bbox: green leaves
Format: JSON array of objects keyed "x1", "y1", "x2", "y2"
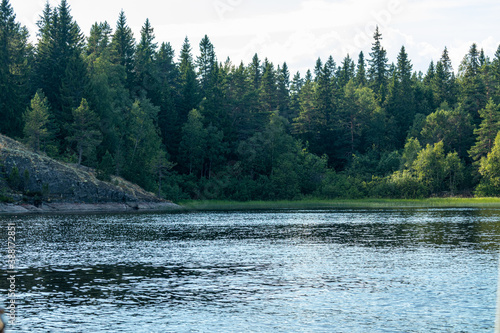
[{"x1": 67, "y1": 98, "x2": 102, "y2": 165}]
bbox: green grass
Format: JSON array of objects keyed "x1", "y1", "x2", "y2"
[{"x1": 178, "y1": 197, "x2": 500, "y2": 211}]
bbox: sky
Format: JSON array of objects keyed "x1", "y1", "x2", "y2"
[{"x1": 8, "y1": 0, "x2": 500, "y2": 75}]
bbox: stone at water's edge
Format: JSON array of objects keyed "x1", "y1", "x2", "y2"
[
  {"x1": 0, "y1": 134, "x2": 179, "y2": 209},
  {"x1": 0, "y1": 202, "x2": 181, "y2": 214}
]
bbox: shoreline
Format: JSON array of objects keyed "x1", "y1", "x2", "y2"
[
  {"x1": 0, "y1": 201, "x2": 183, "y2": 215},
  {"x1": 179, "y1": 198, "x2": 500, "y2": 210}
]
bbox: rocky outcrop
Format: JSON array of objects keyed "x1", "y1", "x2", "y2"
[{"x1": 0, "y1": 134, "x2": 181, "y2": 212}]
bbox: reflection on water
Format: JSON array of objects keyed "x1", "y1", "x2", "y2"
[{"x1": 1, "y1": 208, "x2": 499, "y2": 332}]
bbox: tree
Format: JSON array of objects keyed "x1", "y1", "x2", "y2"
[
  {"x1": 135, "y1": 18, "x2": 158, "y2": 97},
  {"x1": 340, "y1": 80, "x2": 374, "y2": 156},
  {"x1": 459, "y1": 43, "x2": 487, "y2": 123},
  {"x1": 420, "y1": 105, "x2": 474, "y2": 159},
  {"x1": 469, "y1": 99, "x2": 500, "y2": 162},
  {"x1": 67, "y1": 98, "x2": 102, "y2": 165},
  {"x1": 385, "y1": 46, "x2": 415, "y2": 147},
  {"x1": 110, "y1": 10, "x2": 135, "y2": 92},
  {"x1": 412, "y1": 141, "x2": 464, "y2": 195},
  {"x1": 477, "y1": 132, "x2": 500, "y2": 196},
  {"x1": 24, "y1": 91, "x2": 51, "y2": 152},
  {"x1": 179, "y1": 109, "x2": 207, "y2": 175},
  {"x1": 432, "y1": 47, "x2": 458, "y2": 107},
  {"x1": 368, "y1": 26, "x2": 388, "y2": 102},
  {"x1": 355, "y1": 51, "x2": 367, "y2": 86},
  {"x1": 34, "y1": 0, "x2": 86, "y2": 144},
  {"x1": 178, "y1": 37, "x2": 199, "y2": 122},
  {"x1": 124, "y1": 98, "x2": 163, "y2": 190},
  {"x1": 0, "y1": 0, "x2": 31, "y2": 136},
  {"x1": 196, "y1": 34, "x2": 216, "y2": 95}
]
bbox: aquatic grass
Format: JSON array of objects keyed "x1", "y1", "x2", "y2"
[{"x1": 178, "y1": 197, "x2": 500, "y2": 211}]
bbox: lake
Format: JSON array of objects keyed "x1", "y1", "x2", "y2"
[{"x1": 1, "y1": 208, "x2": 499, "y2": 332}]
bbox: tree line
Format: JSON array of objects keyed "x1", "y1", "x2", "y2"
[{"x1": 2, "y1": 0, "x2": 500, "y2": 201}]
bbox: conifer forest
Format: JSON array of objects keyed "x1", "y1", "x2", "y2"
[{"x1": 2, "y1": 0, "x2": 500, "y2": 201}]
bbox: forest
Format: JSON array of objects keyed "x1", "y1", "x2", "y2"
[{"x1": 1, "y1": 0, "x2": 500, "y2": 201}]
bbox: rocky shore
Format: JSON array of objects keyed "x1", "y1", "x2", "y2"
[
  {"x1": 0, "y1": 134, "x2": 181, "y2": 214},
  {"x1": 0, "y1": 201, "x2": 181, "y2": 214}
]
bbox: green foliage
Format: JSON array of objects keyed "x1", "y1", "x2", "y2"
[
  {"x1": 96, "y1": 150, "x2": 115, "y2": 181},
  {"x1": 24, "y1": 91, "x2": 52, "y2": 152},
  {"x1": 476, "y1": 132, "x2": 500, "y2": 196},
  {"x1": 7, "y1": 166, "x2": 20, "y2": 191},
  {"x1": 67, "y1": 98, "x2": 102, "y2": 165},
  {"x1": 0, "y1": 0, "x2": 31, "y2": 137},
  {"x1": 3, "y1": 2, "x2": 500, "y2": 201},
  {"x1": 469, "y1": 99, "x2": 500, "y2": 162}
]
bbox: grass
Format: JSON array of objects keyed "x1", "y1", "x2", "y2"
[{"x1": 178, "y1": 197, "x2": 500, "y2": 211}]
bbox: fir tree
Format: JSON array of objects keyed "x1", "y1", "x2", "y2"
[{"x1": 368, "y1": 26, "x2": 388, "y2": 102}]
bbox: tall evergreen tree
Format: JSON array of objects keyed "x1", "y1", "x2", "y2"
[
  {"x1": 368, "y1": 26, "x2": 388, "y2": 102},
  {"x1": 67, "y1": 98, "x2": 102, "y2": 165},
  {"x1": 110, "y1": 10, "x2": 135, "y2": 93},
  {"x1": 469, "y1": 99, "x2": 500, "y2": 162},
  {"x1": 459, "y1": 43, "x2": 487, "y2": 123},
  {"x1": 259, "y1": 58, "x2": 278, "y2": 112},
  {"x1": 34, "y1": 0, "x2": 85, "y2": 144},
  {"x1": 23, "y1": 91, "x2": 51, "y2": 153},
  {"x1": 156, "y1": 42, "x2": 181, "y2": 156},
  {"x1": 355, "y1": 51, "x2": 367, "y2": 87},
  {"x1": 178, "y1": 36, "x2": 199, "y2": 122},
  {"x1": 432, "y1": 47, "x2": 458, "y2": 107},
  {"x1": 196, "y1": 34, "x2": 216, "y2": 95},
  {"x1": 385, "y1": 46, "x2": 415, "y2": 146},
  {"x1": 135, "y1": 18, "x2": 158, "y2": 98},
  {"x1": 0, "y1": 0, "x2": 31, "y2": 136},
  {"x1": 276, "y1": 62, "x2": 291, "y2": 120}
]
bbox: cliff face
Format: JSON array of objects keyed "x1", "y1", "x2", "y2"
[{"x1": 0, "y1": 134, "x2": 176, "y2": 209}]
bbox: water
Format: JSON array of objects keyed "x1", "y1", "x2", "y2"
[{"x1": 1, "y1": 208, "x2": 499, "y2": 332}]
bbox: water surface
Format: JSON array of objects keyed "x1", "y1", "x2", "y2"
[{"x1": 1, "y1": 208, "x2": 499, "y2": 332}]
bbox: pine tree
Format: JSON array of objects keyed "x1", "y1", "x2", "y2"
[
  {"x1": 385, "y1": 46, "x2": 415, "y2": 146},
  {"x1": 355, "y1": 51, "x2": 367, "y2": 87},
  {"x1": 459, "y1": 43, "x2": 487, "y2": 123},
  {"x1": 0, "y1": 0, "x2": 30, "y2": 136},
  {"x1": 110, "y1": 10, "x2": 135, "y2": 93},
  {"x1": 469, "y1": 99, "x2": 500, "y2": 162},
  {"x1": 135, "y1": 18, "x2": 158, "y2": 98},
  {"x1": 156, "y1": 42, "x2": 181, "y2": 156},
  {"x1": 179, "y1": 109, "x2": 207, "y2": 175},
  {"x1": 34, "y1": 0, "x2": 85, "y2": 145},
  {"x1": 24, "y1": 91, "x2": 51, "y2": 153},
  {"x1": 276, "y1": 62, "x2": 291, "y2": 120},
  {"x1": 432, "y1": 47, "x2": 458, "y2": 107},
  {"x1": 259, "y1": 58, "x2": 278, "y2": 112},
  {"x1": 338, "y1": 54, "x2": 355, "y2": 88},
  {"x1": 196, "y1": 34, "x2": 216, "y2": 95},
  {"x1": 67, "y1": 98, "x2": 102, "y2": 165},
  {"x1": 368, "y1": 26, "x2": 388, "y2": 102},
  {"x1": 178, "y1": 37, "x2": 199, "y2": 122}
]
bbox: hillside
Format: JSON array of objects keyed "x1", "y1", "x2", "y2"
[{"x1": 0, "y1": 134, "x2": 180, "y2": 213}]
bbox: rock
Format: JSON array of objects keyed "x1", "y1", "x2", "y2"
[{"x1": 0, "y1": 134, "x2": 181, "y2": 212}]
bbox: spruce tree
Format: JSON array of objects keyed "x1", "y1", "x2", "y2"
[
  {"x1": 355, "y1": 51, "x2": 367, "y2": 87},
  {"x1": 135, "y1": 18, "x2": 158, "y2": 98},
  {"x1": 67, "y1": 98, "x2": 102, "y2": 165},
  {"x1": 24, "y1": 91, "x2": 51, "y2": 153},
  {"x1": 469, "y1": 99, "x2": 500, "y2": 162},
  {"x1": 459, "y1": 43, "x2": 487, "y2": 123},
  {"x1": 178, "y1": 36, "x2": 199, "y2": 122},
  {"x1": 0, "y1": 0, "x2": 30, "y2": 136},
  {"x1": 110, "y1": 10, "x2": 135, "y2": 93},
  {"x1": 368, "y1": 26, "x2": 388, "y2": 102}
]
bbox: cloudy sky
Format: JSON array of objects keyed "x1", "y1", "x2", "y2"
[{"x1": 9, "y1": 0, "x2": 500, "y2": 75}]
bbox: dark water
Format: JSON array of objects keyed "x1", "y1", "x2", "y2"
[{"x1": 1, "y1": 208, "x2": 499, "y2": 332}]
